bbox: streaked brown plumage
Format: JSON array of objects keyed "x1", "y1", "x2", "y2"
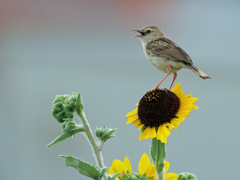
[{"x1": 133, "y1": 26, "x2": 211, "y2": 89}]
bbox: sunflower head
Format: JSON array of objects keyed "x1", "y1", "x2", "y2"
[
  {"x1": 138, "y1": 89, "x2": 180, "y2": 128},
  {"x1": 126, "y1": 83, "x2": 198, "y2": 143}
]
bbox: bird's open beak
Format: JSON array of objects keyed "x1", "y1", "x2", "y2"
[{"x1": 132, "y1": 30, "x2": 142, "y2": 38}]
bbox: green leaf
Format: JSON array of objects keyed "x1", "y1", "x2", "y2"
[
  {"x1": 107, "y1": 173, "x2": 121, "y2": 180},
  {"x1": 60, "y1": 155, "x2": 106, "y2": 180},
  {"x1": 76, "y1": 92, "x2": 84, "y2": 114},
  {"x1": 45, "y1": 133, "x2": 70, "y2": 148},
  {"x1": 46, "y1": 120, "x2": 84, "y2": 148},
  {"x1": 150, "y1": 138, "x2": 165, "y2": 172},
  {"x1": 139, "y1": 174, "x2": 149, "y2": 180},
  {"x1": 99, "y1": 167, "x2": 107, "y2": 179},
  {"x1": 105, "y1": 129, "x2": 116, "y2": 138}
]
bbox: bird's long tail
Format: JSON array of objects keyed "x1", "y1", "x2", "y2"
[{"x1": 187, "y1": 65, "x2": 211, "y2": 79}]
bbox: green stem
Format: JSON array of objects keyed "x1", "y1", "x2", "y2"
[
  {"x1": 150, "y1": 138, "x2": 166, "y2": 180},
  {"x1": 156, "y1": 169, "x2": 164, "y2": 180},
  {"x1": 75, "y1": 111, "x2": 106, "y2": 179}
]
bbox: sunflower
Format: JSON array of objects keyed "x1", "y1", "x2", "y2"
[
  {"x1": 107, "y1": 153, "x2": 179, "y2": 180},
  {"x1": 126, "y1": 83, "x2": 198, "y2": 143}
]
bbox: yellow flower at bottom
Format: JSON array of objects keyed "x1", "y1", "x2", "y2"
[
  {"x1": 107, "y1": 153, "x2": 179, "y2": 180},
  {"x1": 126, "y1": 83, "x2": 198, "y2": 143},
  {"x1": 107, "y1": 157, "x2": 132, "y2": 177}
]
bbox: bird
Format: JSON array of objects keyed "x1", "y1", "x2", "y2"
[{"x1": 132, "y1": 26, "x2": 211, "y2": 90}]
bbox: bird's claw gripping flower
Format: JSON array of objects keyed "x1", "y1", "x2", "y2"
[{"x1": 126, "y1": 83, "x2": 198, "y2": 143}]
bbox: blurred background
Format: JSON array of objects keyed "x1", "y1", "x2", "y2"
[{"x1": 1, "y1": 0, "x2": 239, "y2": 179}]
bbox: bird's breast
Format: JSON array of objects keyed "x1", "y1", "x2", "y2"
[
  {"x1": 147, "y1": 55, "x2": 170, "y2": 73},
  {"x1": 141, "y1": 43, "x2": 168, "y2": 73}
]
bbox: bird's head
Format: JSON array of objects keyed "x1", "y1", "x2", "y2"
[{"x1": 132, "y1": 26, "x2": 164, "y2": 44}]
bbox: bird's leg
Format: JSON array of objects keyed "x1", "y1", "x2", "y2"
[
  {"x1": 154, "y1": 67, "x2": 172, "y2": 89},
  {"x1": 169, "y1": 72, "x2": 177, "y2": 90}
]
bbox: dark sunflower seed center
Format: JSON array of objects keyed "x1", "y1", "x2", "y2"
[{"x1": 138, "y1": 89, "x2": 180, "y2": 128}]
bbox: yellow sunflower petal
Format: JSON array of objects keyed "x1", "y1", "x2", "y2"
[
  {"x1": 170, "y1": 118, "x2": 184, "y2": 130},
  {"x1": 139, "y1": 127, "x2": 151, "y2": 140},
  {"x1": 171, "y1": 83, "x2": 182, "y2": 94},
  {"x1": 178, "y1": 92, "x2": 189, "y2": 99},
  {"x1": 107, "y1": 166, "x2": 114, "y2": 175},
  {"x1": 181, "y1": 101, "x2": 196, "y2": 107},
  {"x1": 166, "y1": 122, "x2": 175, "y2": 131},
  {"x1": 131, "y1": 119, "x2": 144, "y2": 130},
  {"x1": 180, "y1": 93, "x2": 191, "y2": 99},
  {"x1": 138, "y1": 153, "x2": 150, "y2": 174},
  {"x1": 112, "y1": 160, "x2": 126, "y2": 173},
  {"x1": 165, "y1": 173, "x2": 179, "y2": 180},
  {"x1": 180, "y1": 103, "x2": 196, "y2": 110},
  {"x1": 156, "y1": 125, "x2": 171, "y2": 143},
  {"x1": 178, "y1": 106, "x2": 195, "y2": 113},
  {"x1": 175, "y1": 110, "x2": 190, "y2": 117},
  {"x1": 178, "y1": 105, "x2": 195, "y2": 112},
  {"x1": 178, "y1": 105, "x2": 196, "y2": 117},
  {"x1": 137, "y1": 124, "x2": 144, "y2": 130},
  {"x1": 126, "y1": 115, "x2": 139, "y2": 124},
  {"x1": 163, "y1": 125, "x2": 171, "y2": 140},
  {"x1": 146, "y1": 163, "x2": 156, "y2": 178},
  {"x1": 132, "y1": 119, "x2": 141, "y2": 126},
  {"x1": 126, "y1": 108, "x2": 138, "y2": 117},
  {"x1": 164, "y1": 160, "x2": 170, "y2": 173},
  {"x1": 150, "y1": 127, "x2": 157, "y2": 138},
  {"x1": 124, "y1": 157, "x2": 132, "y2": 173},
  {"x1": 193, "y1": 105, "x2": 199, "y2": 109},
  {"x1": 180, "y1": 98, "x2": 198, "y2": 105}
]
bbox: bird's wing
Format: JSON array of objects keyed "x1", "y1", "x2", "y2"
[{"x1": 147, "y1": 38, "x2": 193, "y2": 64}]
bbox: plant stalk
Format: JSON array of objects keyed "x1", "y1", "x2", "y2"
[
  {"x1": 76, "y1": 110, "x2": 106, "y2": 179},
  {"x1": 156, "y1": 169, "x2": 164, "y2": 180}
]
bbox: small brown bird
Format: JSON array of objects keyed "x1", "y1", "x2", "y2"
[{"x1": 133, "y1": 26, "x2": 211, "y2": 90}]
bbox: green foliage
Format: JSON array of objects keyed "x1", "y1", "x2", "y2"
[
  {"x1": 117, "y1": 173, "x2": 153, "y2": 180},
  {"x1": 138, "y1": 174, "x2": 151, "y2": 180},
  {"x1": 46, "y1": 119, "x2": 84, "y2": 148},
  {"x1": 107, "y1": 173, "x2": 121, "y2": 180},
  {"x1": 61, "y1": 155, "x2": 107, "y2": 180},
  {"x1": 51, "y1": 92, "x2": 84, "y2": 123},
  {"x1": 150, "y1": 138, "x2": 165, "y2": 172},
  {"x1": 51, "y1": 94, "x2": 71, "y2": 123},
  {"x1": 76, "y1": 92, "x2": 84, "y2": 114},
  {"x1": 177, "y1": 172, "x2": 197, "y2": 180},
  {"x1": 95, "y1": 125, "x2": 116, "y2": 143}
]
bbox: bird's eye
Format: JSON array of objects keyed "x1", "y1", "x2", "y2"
[{"x1": 147, "y1": 30, "x2": 151, "y2": 33}]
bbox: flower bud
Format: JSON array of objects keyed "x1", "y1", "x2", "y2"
[
  {"x1": 65, "y1": 92, "x2": 84, "y2": 114},
  {"x1": 122, "y1": 173, "x2": 148, "y2": 180},
  {"x1": 51, "y1": 95, "x2": 70, "y2": 123},
  {"x1": 95, "y1": 125, "x2": 116, "y2": 143},
  {"x1": 177, "y1": 172, "x2": 197, "y2": 180},
  {"x1": 65, "y1": 94, "x2": 76, "y2": 111}
]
